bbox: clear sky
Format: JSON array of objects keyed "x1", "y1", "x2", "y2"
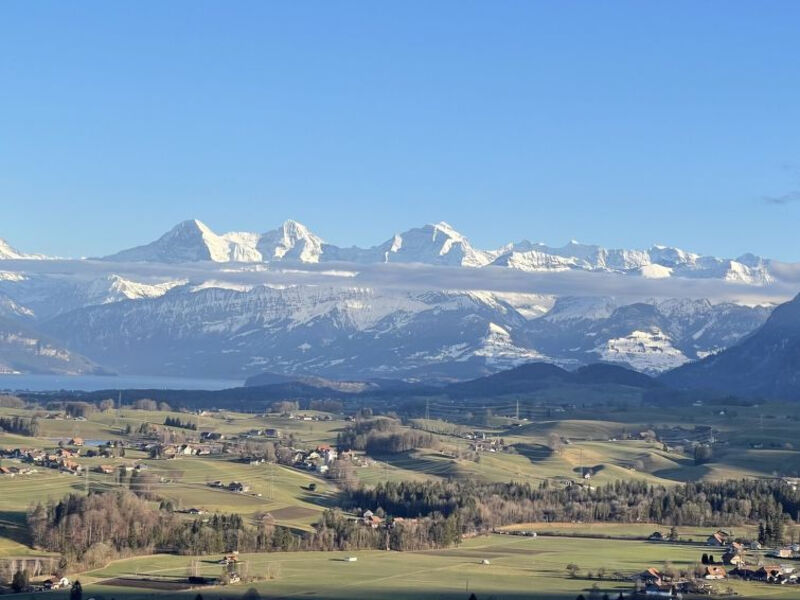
[{"x1": 2, "y1": 1, "x2": 800, "y2": 260}]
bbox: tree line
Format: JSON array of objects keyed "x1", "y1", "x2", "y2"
[
  {"x1": 163, "y1": 416, "x2": 197, "y2": 430},
  {"x1": 26, "y1": 490, "x2": 461, "y2": 569},
  {"x1": 336, "y1": 418, "x2": 437, "y2": 455},
  {"x1": 0, "y1": 415, "x2": 39, "y2": 436},
  {"x1": 343, "y1": 478, "x2": 800, "y2": 540}
]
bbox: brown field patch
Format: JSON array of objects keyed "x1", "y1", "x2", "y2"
[{"x1": 268, "y1": 506, "x2": 319, "y2": 520}]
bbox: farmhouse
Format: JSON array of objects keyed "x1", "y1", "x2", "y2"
[
  {"x1": 638, "y1": 567, "x2": 662, "y2": 586},
  {"x1": 704, "y1": 566, "x2": 727, "y2": 580},
  {"x1": 228, "y1": 481, "x2": 250, "y2": 493},
  {"x1": 706, "y1": 531, "x2": 728, "y2": 546},
  {"x1": 648, "y1": 531, "x2": 664, "y2": 541},
  {"x1": 722, "y1": 550, "x2": 745, "y2": 567},
  {"x1": 769, "y1": 547, "x2": 793, "y2": 559},
  {"x1": 756, "y1": 565, "x2": 785, "y2": 583}
]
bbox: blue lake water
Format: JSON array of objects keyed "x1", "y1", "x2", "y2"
[{"x1": 0, "y1": 374, "x2": 242, "y2": 392}]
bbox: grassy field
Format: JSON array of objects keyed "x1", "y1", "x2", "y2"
[
  {"x1": 0, "y1": 534, "x2": 792, "y2": 600},
  {"x1": 4, "y1": 400, "x2": 800, "y2": 599}
]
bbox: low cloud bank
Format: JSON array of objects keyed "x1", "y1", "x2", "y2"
[{"x1": 2, "y1": 258, "x2": 798, "y2": 305}]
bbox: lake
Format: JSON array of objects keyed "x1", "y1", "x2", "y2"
[{"x1": 0, "y1": 374, "x2": 242, "y2": 392}]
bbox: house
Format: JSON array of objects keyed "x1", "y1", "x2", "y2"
[
  {"x1": 219, "y1": 552, "x2": 239, "y2": 565},
  {"x1": 0, "y1": 466, "x2": 11, "y2": 475},
  {"x1": 228, "y1": 481, "x2": 250, "y2": 493},
  {"x1": 769, "y1": 547, "x2": 793, "y2": 559},
  {"x1": 52, "y1": 577, "x2": 70, "y2": 589},
  {"x1": 648, "y1": 531, "x2": 664, "y2": 541},
  {"x1": 704, "y1": 566, "x2": 727, "y2": 580},
  {"x1": 639, "y1": 567, "x2": 662, "y2": 586},
  {"x1": 722, "y1": 550, "x2": 745, "y2": 567},
  {"x1": 70, "y1": 437, "x2": 84, "y2": 446},
  {"x1": 749, "y1": 541, "x2": 762, "y2": 551},
  {"x1": 61, "y1": 460, "x2": 82, "y2": 473},
  {"x1": 361, "y1": 510, "x2": 383, "y2": 529},
  {"x1": 756, "y1": 565, "x2": 784, "y2": 583},
  {"x1": 707, "y1": 531, "x2": 727, "y2": 546}
]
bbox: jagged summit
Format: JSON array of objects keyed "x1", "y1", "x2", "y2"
[
  {"x1": 0, "y1": 238, "x2": 45, "y2": 260},
  {"x1": 93, "y1": 218, "x2": 774, "y2": 284}
]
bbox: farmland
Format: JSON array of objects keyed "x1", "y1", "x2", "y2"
[
  {"x1": 2, "y1": 534, "x2": 798, "y2": 600},
  {"x1": 2, "y1": 389, "x2": 800, "y2": 599}
]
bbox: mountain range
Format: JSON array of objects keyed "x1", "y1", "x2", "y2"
[
  {"x1": 0, "y1": 219, "x2": 788, "y2": 381},
  {"x1": 95, "y1": 218, "x2": 774, "y2": 284},
  {"x1": 664, "y1": 292, "x2": 800, "y2": 399}
]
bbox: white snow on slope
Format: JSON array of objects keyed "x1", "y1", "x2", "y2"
[
  {"x1": 596, "y1": 327, "x2": 690, "y2": 373},
  {"x1": 0, "y1": 239, "x2": 45, "y2": 260}
]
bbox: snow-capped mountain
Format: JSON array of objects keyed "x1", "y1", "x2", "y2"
[
  {"x1": 100, "y1": 219, "x2": 776, "y2": 285},
  {"x1": 663, "y1": 293, "x2": 800, "y2": 397},
  {"x1": 0, "y1": 238, "x2": 45, "y2": 260},
  {"x1": 0, "y1": 218, "x2": 787, "y2": 378},
  {"x1": 33, "y1": 283, "x2": 771, "y2": 380},
  {"x1": 490, "y1": 241, "x2": 771, "y2": 284},
  {"x1": 0, "y1": 313, "x2": 102, "y2": 376}
]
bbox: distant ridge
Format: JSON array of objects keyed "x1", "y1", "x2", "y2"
[
  {"x1": 662, "y1": 292, "x2": 800, "y2": 399},
  {"x1": 445, "y1": 361, "x2": 658, "y2": 397}
]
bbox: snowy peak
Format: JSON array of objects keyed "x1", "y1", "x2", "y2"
[
  {"x1": 0, "y1": 238, "x2": 44, "y2": 260},
  {"x1": 256, "y1": 219, "x2": 324, "y2": 263},
  {"x1": 103, "y1": 219, "x2": 233, "y2": 263},
  {"x1": 86, "y1": 275, "x2": 187, "y2": 304},
  {"x1": 96, "y1": 218, "x2": 774, "y2": 285},
  {"x1": 104, "y1": 218, "x2": 328, "y2": 264},
  {"x1": 378, "y1": 221, "x2": 491, "y2": 267}
]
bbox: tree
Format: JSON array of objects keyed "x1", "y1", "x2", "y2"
[
  {"x1": 701, "y1": 553, "x2": 709, "y2": 565},
  {"x1": 694, "y1": 444, "x2": 713, "y2": 465},
  {"x1": 70, "y1": 580, "x2": 83, "y2": 600},
  {"x1": 11, "y1": 569, "x2": 29, "y2": 592},
  {"x1": 566, "y1": 563, "x2": 580, "y2": 578},
  {"x1": 668, "y1": 525, "x2": 679, "y2": 541}
]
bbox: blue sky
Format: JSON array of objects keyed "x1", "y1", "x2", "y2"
[{"x1": 2, "y1": 1, "x2": 800, "y2": 260}]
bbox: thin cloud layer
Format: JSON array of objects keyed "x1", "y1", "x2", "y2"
[{"x1": 2, "y1": 258, "x2": 798, "y2": 305}]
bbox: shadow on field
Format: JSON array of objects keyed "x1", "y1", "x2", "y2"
[
  {"x1": 0, "y1": 510, "x2": 30, "y2": 545},
  {"x1": 370, "y1": 451, "x2": 455, "y2": 476},
  {"x1": 514, "y1": 443, "x2": 554, "y2": 464}
]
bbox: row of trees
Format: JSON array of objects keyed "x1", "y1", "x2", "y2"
[
  {"x1": 0, "y1": 415, "x2": 39, "y2": 436},
  {"x1": 26, "y1": 489, "x2": 465, "y2": 568},
  {"x1": 163, "y1": 416, "x2": 198, "y2": 430},
  {"x1": 336, "y1": 418, "x2": 437, "y2": 455},
  {"x1": 343, "y1": 478, "x2": 799, "y2": 539}
]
